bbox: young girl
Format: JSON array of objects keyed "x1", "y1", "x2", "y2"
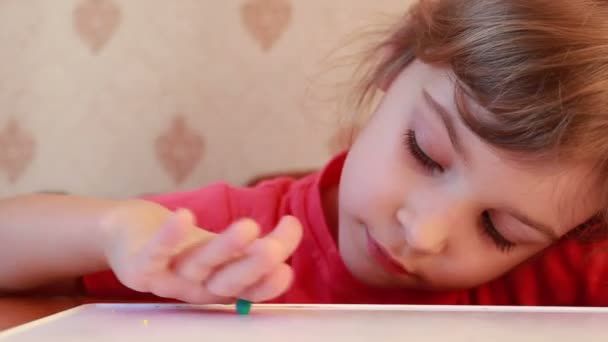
[{"x1": 2, "y1": 0, "x2": 608, "y2": 306}]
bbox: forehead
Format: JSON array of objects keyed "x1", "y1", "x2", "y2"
[{"x1": 400, "y1": 61, "x2": 601, "y2": 233}]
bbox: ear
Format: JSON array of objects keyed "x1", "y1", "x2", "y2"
[{"x1": 375, "y1": 45, "x2": 400, "y2": 92}]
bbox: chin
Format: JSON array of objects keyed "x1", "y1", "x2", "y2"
[
  {"x1": 339, "y1": 245, "x2": 387, "y2": 285},
  {"x1": 341, "y1": 248, "x2": 412, "y2": 288}
]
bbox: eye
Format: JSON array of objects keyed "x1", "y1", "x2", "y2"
[
  {"x1": 481, "y1": 211, "x2": 516, "y2": 253},
  {"x1": 404, "y1": 130, "x2": 444, "y2": 173}
]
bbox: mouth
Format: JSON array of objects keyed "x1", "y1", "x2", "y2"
[{"x1": 365, "y1": 228, "x2": 413, "y2": 277}]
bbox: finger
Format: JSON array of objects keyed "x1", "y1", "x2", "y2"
[
  {"x1": 149, "y1": 272, "x2": 229, "y2": 304},
  {"x1": 142, "y1": 209, "x2": 194, "y2": 265},
  {"x1": 239, "y1": 263, "x2": 294, "y2": 302},
  {"x1": 260, "y1": 215, "x2": 303, "y2": 257},
  {"x1": 205, "y1": 216, "x2": 302, "y2": 297},
  {"x1": 174, "y1": 218, "x2": 260, "y2": 283}
]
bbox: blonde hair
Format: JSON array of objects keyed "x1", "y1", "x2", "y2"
[{"x1": 353, "y1": 0, "x2": 608, "y2": 238}]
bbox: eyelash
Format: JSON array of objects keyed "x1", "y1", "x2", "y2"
[
  {"x1": 481, "y1": 211, "x2": 516, "y2": 253},
  {"x1": 404, "y1": 129, "x2": 516, "y2": 253},
  {"x1": 403, "y1": 130, "x2": 444, "y2": 173}
]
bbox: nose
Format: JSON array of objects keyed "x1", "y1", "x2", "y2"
[{"x1": 396, "y1": 198, "x2": 457, "y2": 255}]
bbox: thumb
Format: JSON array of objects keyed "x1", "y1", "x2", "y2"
[{"x1": 144, "y1": 208, "x2": 195, "y2": 263}]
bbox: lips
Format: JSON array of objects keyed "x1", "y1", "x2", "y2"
[{"x1": 365, "y1": 228, "x2": 412, "y2": 277}]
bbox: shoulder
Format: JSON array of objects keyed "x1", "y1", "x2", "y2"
[
  {"x1": 470, "y1": 239, "x2": 608, "y2": 306},
  {"x1": 142, "y1": 172, "x2": 320, "y2": 234}
]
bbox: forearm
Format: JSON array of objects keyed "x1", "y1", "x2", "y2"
[{"x1": 0, "y1": 194, "x2": 123, "y2": 293}]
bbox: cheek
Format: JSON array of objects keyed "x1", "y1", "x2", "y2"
[
  {"x1": 436, "y1": 246, "x2": 541, "y2": 288},
  {"x1": 339, "y1": 161, "x2": 382, "y2": 217},
  {"x1": 339, "y1": 106, "x2": 418, "y2": 221},
  {"x1": 340, "y1": 147, "x2": 411, "y2": 218}
]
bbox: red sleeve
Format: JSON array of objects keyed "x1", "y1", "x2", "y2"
[
  {"x1": 83, "y1": 178, "x2": 296, "y2": 299},
  {"x1": 468, "y1": 239, "x2": 608, "y2": 306}
]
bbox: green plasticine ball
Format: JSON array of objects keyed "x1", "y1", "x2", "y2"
[{"x1": 236, "y1": 299, "x2": 252, "y2": 315}]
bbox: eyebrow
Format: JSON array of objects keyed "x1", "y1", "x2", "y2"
[
  {"x1": 422, "y1": 89, "x2": 560, "y2": 241},
  {"x1": 422, "y1": 89, "x2": 468, "y2": 161}
]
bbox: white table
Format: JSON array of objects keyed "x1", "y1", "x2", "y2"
[{"x1": 0, "y1": 303, "x2": 606, "y2": 341}]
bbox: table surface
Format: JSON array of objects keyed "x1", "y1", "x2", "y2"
[
  {"x1": 0, "y1": 296, "x2": 90, "y2": 331},
  {"x1": 1, "y1": 303, "x2": 608, "y2": 342},
  {"x1": 0, "y1": 296, "x2": 608, "y2": 342}
]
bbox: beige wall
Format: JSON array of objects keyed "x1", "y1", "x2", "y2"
[{"x1": 0, "y1": 0, "x2": 409, "y2": 198}]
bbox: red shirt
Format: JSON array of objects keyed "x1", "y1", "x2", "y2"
[{"x1": 84, "y1": 153, "x2": 608, "y2": 306}]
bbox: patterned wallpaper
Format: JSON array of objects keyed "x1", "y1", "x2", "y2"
[{"x1": 0, "y1": 0, "x2": 408, "y2": 198}]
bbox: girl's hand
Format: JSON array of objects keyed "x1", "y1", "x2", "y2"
[{"x1": 100, "y1": 200, "x2": 303, "y2": 304}]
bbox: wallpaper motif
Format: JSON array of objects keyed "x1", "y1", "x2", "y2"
[
  {"x1": 0, "y1": 119, "x2": 36, "y2": 184},
  {"x1": 241, "y1": 0, "x2": 292, "y2": 51},
  {"x1": 73, "y1": 0, "x2": 121, "y2": 54},
  {"x1": 0, "y1": 0, "x2": 406, "y2": 196},
  {"x1": 155, "y1": 116, "x2": 205, "y2": 185}
]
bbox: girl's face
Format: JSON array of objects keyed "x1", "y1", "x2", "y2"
[{"x1": 335, "y1": 60, "x2": 600, "y2": 290}]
